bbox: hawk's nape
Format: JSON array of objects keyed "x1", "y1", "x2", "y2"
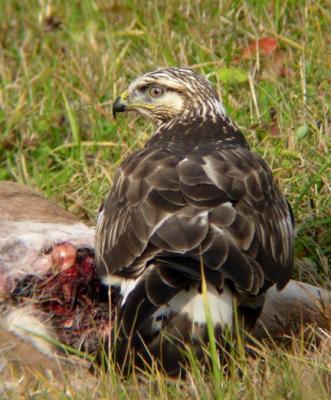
[{"x1": 95, "y1": 67, "x2": 294, "y2": 376}]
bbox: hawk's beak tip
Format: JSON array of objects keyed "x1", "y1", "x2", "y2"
[{"x1": 112, "y1": 96, "x2": 127, "y2": 120}]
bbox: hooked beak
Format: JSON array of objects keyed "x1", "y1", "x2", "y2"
[{"x1": 112, "y1": 90, "x2": 129, "y2": 119}]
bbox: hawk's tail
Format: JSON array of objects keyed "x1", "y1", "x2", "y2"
[{"x1": 110, "y1": 260, "x2": 235, "y2": 376}]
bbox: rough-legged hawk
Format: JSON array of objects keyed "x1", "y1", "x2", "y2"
[{"x1": 95, "y1": 67, "x2": 294, "y2": 375}]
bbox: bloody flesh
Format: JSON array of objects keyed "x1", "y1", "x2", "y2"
[{"x1": 10, "y1": 242, "x2": 115, "y2": 354}]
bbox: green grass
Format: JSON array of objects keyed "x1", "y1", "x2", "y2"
[{"x1": 0, "y1": 0, "x2": 330, "y2": 398}]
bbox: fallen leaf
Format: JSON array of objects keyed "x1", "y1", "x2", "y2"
[
  {"x1": 217, "y1": 67, "x2": 248, "y2": 84},
  {"x1": 242, "y1": 37, "x2": 278, "y2": 59}
]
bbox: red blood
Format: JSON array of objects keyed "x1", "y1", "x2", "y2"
[
  {"x1": 80, "y1": 256, "x2": 94, "y2": 280},
  {"x1": 62, "y1": 319, "x2": 74, "y2": 329},
  {"x1": 52, "y1": 303, "x2": 67, "y2": 316},
  {"x1": 60, "y1": 263, "x2": 79, "y2": 278}
]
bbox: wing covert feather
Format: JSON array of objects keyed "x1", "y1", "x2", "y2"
[{"x1": 96, "y1": 145, "x2": 293, "y2": 292}]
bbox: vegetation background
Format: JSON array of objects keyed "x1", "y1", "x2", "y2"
[{"x1": 0, "y1": 0, "x2": 330, "y2": 398}]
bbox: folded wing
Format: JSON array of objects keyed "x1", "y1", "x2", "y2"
[{"x1": 96, "y1": 144, "x2": 294, "y2": 293}]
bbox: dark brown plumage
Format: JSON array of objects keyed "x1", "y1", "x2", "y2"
[{"x1": 95, "y1": 67, "x2": 294, "y2": 375}]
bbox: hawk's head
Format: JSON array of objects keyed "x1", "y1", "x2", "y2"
[{"x1": 113, "y1": 68, "x2": 226, "y2": 126}]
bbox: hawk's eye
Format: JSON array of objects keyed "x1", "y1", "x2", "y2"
[{"x1": 149, "y1": 86, "x2": 164, "y2": 98}]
